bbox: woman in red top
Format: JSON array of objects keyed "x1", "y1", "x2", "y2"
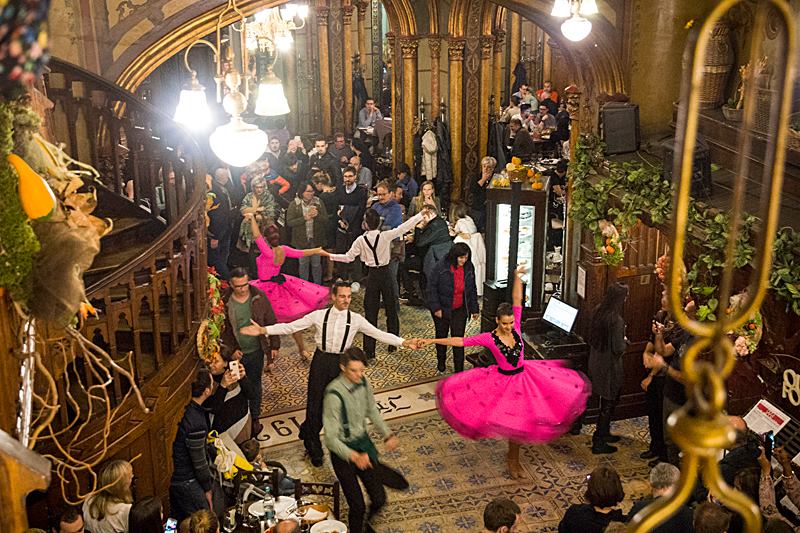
[{"x1": 426, "y1": 243, "x2": 480, "y2": 373}]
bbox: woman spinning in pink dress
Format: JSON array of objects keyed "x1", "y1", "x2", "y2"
[
  {"x1": 244, "y1": 213, "x2": 329, "y2": 359},
  {"x1": 421, "y1": 266, "x2": 591, "y2": 478}
]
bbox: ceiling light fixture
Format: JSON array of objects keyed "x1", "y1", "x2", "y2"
[{"x1": 551, "y1": 0, "x2": 596, "y2": 42}]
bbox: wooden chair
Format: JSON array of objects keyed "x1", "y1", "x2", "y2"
[
  {"x1": 294, "y1": 479, "x2": 341, "y2": 519},
  {"x1": 233, "y1": 462, "x2": 286, "y2": 500}
]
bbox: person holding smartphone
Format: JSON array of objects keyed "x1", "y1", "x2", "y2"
[{"x1": 206, "y1": 347, "x2": 250, "y2": 443}]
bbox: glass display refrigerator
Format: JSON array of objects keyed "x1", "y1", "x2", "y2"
[{"x1": 484, "y1": 178, "x2": 550, "y2": 321}]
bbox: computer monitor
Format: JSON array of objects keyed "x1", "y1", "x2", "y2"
[{"x1": 542, "y1": 297, "x2": 579, "y2": 334}]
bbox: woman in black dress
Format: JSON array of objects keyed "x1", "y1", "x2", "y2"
[{"x1": 587, "y1": 282, "x2": 629, "y2": 454}]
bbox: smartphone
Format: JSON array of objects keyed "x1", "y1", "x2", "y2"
[
  {"x1": 228, "y1": 360, "x2": 241, "y2": 380},
  {"x1": 763, "y1": 430, "x2": 775, "y2": 461},
  {"x1": 165, "y1": 518, "x2": 178, "y2": 533}
]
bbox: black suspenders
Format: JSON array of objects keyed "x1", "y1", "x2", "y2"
[
  {"x1": 363, "y1": 233, "x2": 381, "y2": 266},
  {"x1": 321, "y1": 307, "x2": 352, "y2": 354}
]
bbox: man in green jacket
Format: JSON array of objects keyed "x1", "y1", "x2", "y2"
[{"x1": 322, "y1": 347, "x2": 408, "y2": 533}]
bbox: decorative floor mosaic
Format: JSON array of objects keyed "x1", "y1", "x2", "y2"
[
  {"x1": 257, "y1": 290, "x2": 656, "y2": 532},
  {"x1": 265, "y1": 411, "x2": 654, "y2": 533},
  {"x1": 259, "y1": 291, "x2": 479, "y2": 418}
]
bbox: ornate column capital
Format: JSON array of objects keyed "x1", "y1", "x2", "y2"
[
  {"x1": 565, "y1": 85, "x2": 582, "y2": 116},
  {"x1": 356, "y1": 0, "x2": 368, "y2": 17},
  {"x1": 316, "y1": 5, "x2": 330, "y2": 25},
  {"x1": 428, "y1": 36, "x2": 442, "y2": 58},
  {"x1": 493, "y1": 29, "x2": 506, "y2": 47},
  {"x1": 448, "y1": 38, "x2": 465, "y2": 61},
  {"x1": 342, "y1": 4, "x2": 354, "y2": 24},
  {"x1": 480, "y1": 35, "x2": 494, "y2": 59},
  {"x1": 400, "y1": 37, "x2": 419, "y2": 59}
]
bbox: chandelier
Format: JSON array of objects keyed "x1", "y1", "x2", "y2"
[
  {"x1": 550, "y1": 0, "x2": 597, "y2": 42},
  {"x1": 172, "y1": 1, "x2": 307, "y2": 167}
]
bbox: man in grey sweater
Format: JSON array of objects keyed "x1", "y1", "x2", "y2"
[{"x1": 322, "y1": 347, "x2": 408, "y2": 533}]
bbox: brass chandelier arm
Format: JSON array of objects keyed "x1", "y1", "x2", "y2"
[{"x1": 634, "y1": 0, "x2": 798, "y2": 532}]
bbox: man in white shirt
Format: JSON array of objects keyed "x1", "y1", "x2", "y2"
[
  {"x1": 239, "y1": 281, "x2": 421, "y2": 466},
  {"x1": 324, "y1": 208, "x2": 428, "y2": 359}
]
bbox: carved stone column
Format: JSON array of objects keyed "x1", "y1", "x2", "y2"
[
  {"x1": 429, "y1": 36, "x2": 442, "y2": 119},
  {"x1": 448, "y1": 38, "x2": 465, "y2": 201},
  {"x1": 493, "y1": 30, "x2": 505, "y2": 113},
  {"x1": 356, "y1": 1, "x2": 368, "y2": 75},
  {"x1": 316, "y1": 4, "x2": 332, "y2": 135},
  {"x1": 479, "y1": 35, "x2": 493, "y2": 159},
  {"x1": 385, "y1": 33, "x2": 399, "y2": 167},
  {"x1": 400, "y1": 37, "x2": 418, "y2": 169},
  {"x1": 284, "y1": 52, "x2": 299, "y2": 133},
  {"x1": 343, "y1": 2, "x2": 354, "y2": 134},
  {"x1": 508, "y1": 12, "x2": 521, "y2": 94},
  {"x1": 563, "y1": 84, "x2": 582, "y2": 305}
]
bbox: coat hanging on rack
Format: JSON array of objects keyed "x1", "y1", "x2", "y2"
[
  {"x1": 434, "y1": 117, "x2": 453, "y2": 213},
  {"x1": 421, "y1": 129, "x2": 438, "y2": 180},
  {"x1": 487, "y1": 116, "x2": 508, "y2": 170}
]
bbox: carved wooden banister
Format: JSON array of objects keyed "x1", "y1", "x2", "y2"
[{"x1": 0, "y1": 430, "x2": 51, "y2": 533}]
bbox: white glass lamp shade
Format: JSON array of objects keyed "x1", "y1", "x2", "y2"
[
  {"x1": 561, "y1": 15, "x2": 592, "y2": 41},
  {"x1": 173, "y1": 87, "x2": 211, "y2": 131},
  {"x1": 255, "y1": 79, "x2": 291, "y2": 116},
  {"x1": 254, "y1": 9, "x2": 270, "y2": 23},
  {"x1": 579, "y1": 0, "x2": 598, "y2": 16},
  {"x1": 209, "y1": 118, "x2": 268, "y2": 167},
  {"x1": 280, "y1": 3, "x2": 298, "y2": 21},
  {"x1": 296, "y1": 4, "x2": 309, "y2": 18},
  {"x1": 276, "y1": 32, "x2": 294, "y2": 51},
  {"x1": 551, "y1": 0, "x2": 571, "y2": 17}
]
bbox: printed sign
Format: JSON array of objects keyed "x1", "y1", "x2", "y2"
[{"x1": 742, "y1": 399, "x2": 791, "y2": 435}]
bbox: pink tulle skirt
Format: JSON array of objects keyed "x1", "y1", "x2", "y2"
[
  {"x1": 250, "y1": 275, "x2": 329, "y2": 322},
  {"x1": 435, "y1": 359, "x2": 591, "y2": 443}
]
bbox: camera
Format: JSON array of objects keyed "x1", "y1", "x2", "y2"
[{"x1": 228, "y1": 360, "x2": 241, "y2": 380}]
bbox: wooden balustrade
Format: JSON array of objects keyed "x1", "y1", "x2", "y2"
[{"x1": 0, "y1": 57, "x2": 210, "y2": 527}]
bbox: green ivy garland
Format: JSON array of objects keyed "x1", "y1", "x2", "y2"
[
  {"x1": 0, "y1": 100, "x2": 40, "y2": 303},
  {"x1": 569, "y1": 133, "x2": 799, "y2": 317}
]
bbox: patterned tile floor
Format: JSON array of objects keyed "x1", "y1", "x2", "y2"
[
  {"x1": 259, "y1": 291, "x2": 480, "y2": 417},
  {"x1": 258, "y1": 291, "x2": 655, "y2": 532}
]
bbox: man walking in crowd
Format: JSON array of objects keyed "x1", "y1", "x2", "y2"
[
  {"x1": 326, "y1": 205, "x2": 428, "y2": 359},
  {"x1": 358, "y1": 97, "x2": 383, "y2": 128},
  {"x1": 323, "y1": 347, "x2": 409, "y2": 533},
  {"x1": 170, "y1": 369, "x2": 215, "y2": 521},
  {"x1": 239, "y1": 281, "x2": 421, "y2": 467},
  {"x1": 221, "y1": 267, "x2": 281, "y2": 436},
  {"x1": 309, "y1": 136, "x2": 342, "y2": 186},
  {"x1": 482, "y1": 498, "x2": 521, "y2": 533}
]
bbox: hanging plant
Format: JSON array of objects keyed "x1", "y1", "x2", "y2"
[{"x1": 0, "y1": 100, "x2": 41, "y2": 303}]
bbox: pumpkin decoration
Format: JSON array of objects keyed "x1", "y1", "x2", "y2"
[{"x1": 7, "y1": 152, "x2": 56, "y2": 219}]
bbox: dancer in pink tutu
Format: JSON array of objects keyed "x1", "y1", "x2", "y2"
[
  {"x1": 421, "y1": 266, "x2": 591, "y2": 478},
  {"x1": 244, "y1": 213, "x2": 329, "y2": 359}
]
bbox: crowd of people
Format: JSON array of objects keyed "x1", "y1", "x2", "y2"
[{"x1": 39, "y1": 92, "x2": 800, "y2": 533}]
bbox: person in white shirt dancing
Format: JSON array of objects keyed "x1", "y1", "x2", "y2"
[
  {"x1": 239, "y1": 281, "x2": 422, "y2": 466},
  {"x1": 323, "y1": 207, "x2": 430, "y2": 359}
]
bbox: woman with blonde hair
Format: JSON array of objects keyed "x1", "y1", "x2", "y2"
[
  {"x1": 82, "y1": 459, "x2": 134, "y2": 533},
  {"x1": 408, "y1": 180, "x2": 441, "y2": 218}
]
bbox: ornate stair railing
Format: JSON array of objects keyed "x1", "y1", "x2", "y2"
[{"x1": 0, "y1": 58, "x2": 209, "y2": 525}]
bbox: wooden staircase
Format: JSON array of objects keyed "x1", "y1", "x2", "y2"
[{"x1": 0, "y1": 58, "x2": 209, "y2": 530}]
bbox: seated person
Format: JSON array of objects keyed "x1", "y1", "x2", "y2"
[
  {"x1": 693, "y1": 502, "x2": 730, "y2": 533},
  {"x1": 627, "y1": 463, "x2": 692, "y2": 533},
  {"x1": 512, "y1": 84, "x2": 535, "y2": 106},
  {"x1": 328, "y1": 132, "x2": 355, "y2": 166},
  {"x1": 536, "y1": 80, "x2": 559, "y2": 115},
  {"x1": 558, "y1": 465, "x2": 625, "y2": 533},
  {"x1": 532, "y1": 103, "x2": 557, "y2": 132},
  {"x1": 358, "y1": 97, "x2": 383, "y2": 128},
  {"x1": 506, "y1": 118, "x2": 535, "y2": 161},
  {"x1": 500, "y1": 95, "x2": 521, "y2": 124},
  {"x1": 239, "y1": 439, "x2": 297, "y2": 495},
  {"x1": 395, "y1": 162, "x2": 419, "y2": 198},
  {"x1": 482, "y1": 498, "x2": 521, "y2": 533}
]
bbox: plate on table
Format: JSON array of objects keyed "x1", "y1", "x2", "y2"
[
  {"x1": 310, "y1": 520, "x2": 348, "y2": 533},
  {"x1": 539, "y1": 158, "x2": 559, "y2": 165},
  {"x1": 249, "y1": 496, "x2": 295, "y2": 517}
]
